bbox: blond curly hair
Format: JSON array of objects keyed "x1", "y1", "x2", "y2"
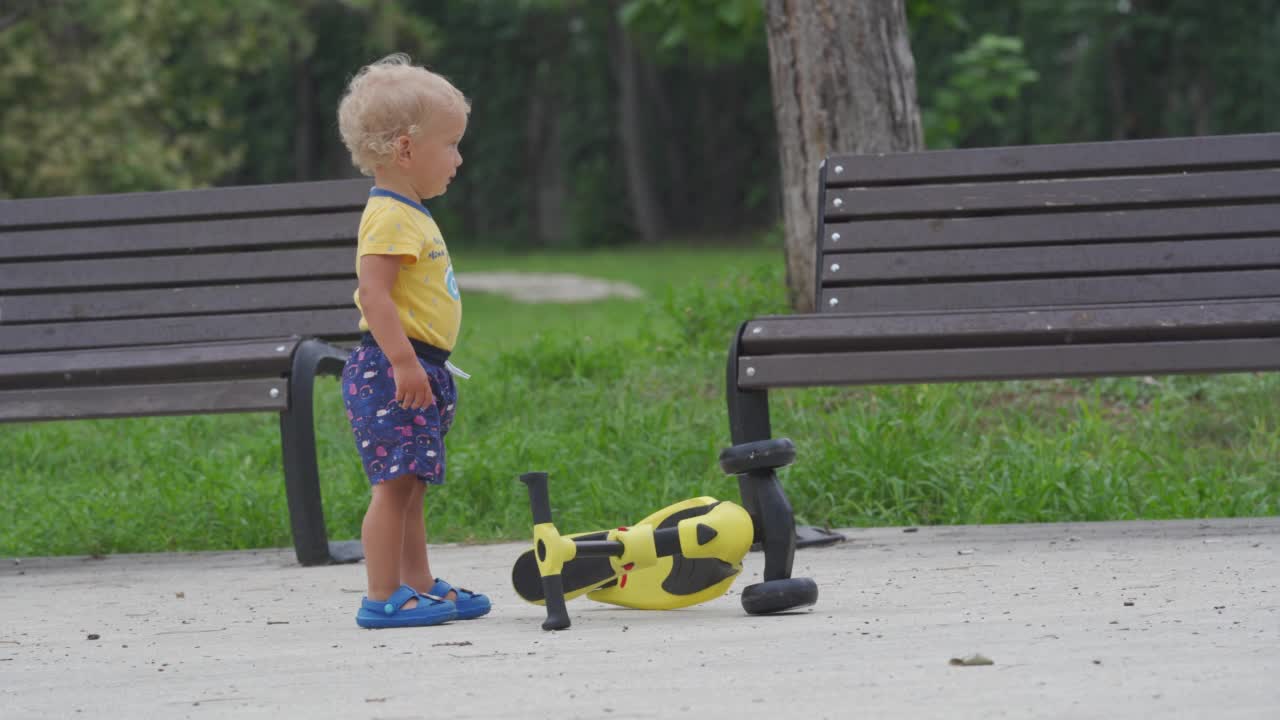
[{"x1": 337, "y1": 54, "x2": 470, "y2": 176}]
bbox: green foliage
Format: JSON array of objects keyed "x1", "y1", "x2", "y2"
[
  {"x1": 621, "y1": 0, "x2": 764, "y2": 65},
  {"x1": 910, "y1": 0, "x2": 1280, "y2": 146},
  {"x1": 923, "y1": 34, "x2": 1038, "y2": 148},
  {"x1": 0, "y1": 0, "x2": 444, "y2": 197},
  {"x1": 3, "y1": 0, "x2": 1278, "y2": 235},
  {"x1": 0, "y1": 0, "x2": 292, "y2": 196}
]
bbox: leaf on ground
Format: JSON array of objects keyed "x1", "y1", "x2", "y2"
[{"x1": 949, "y1": 653, "x2": 994, "y2": 666}]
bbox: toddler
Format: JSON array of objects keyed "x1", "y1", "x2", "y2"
[{"x1": 336, "y1": 53, "x2": 490, "y2": 628}]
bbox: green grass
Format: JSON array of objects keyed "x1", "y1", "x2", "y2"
[{"x1": 2, "y1": 244, "x2": 1277, "y2": 557}]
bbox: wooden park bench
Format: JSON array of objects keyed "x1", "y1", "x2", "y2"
[
  {"x1": 0, "y1": 178, "x2": 374, "y2": 565},
  {"x1": 724, "y1": 132, "x2": 1280, "y2": 584}
]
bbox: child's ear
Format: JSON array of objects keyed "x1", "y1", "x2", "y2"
[{"x1": 395, "y1": 135, "x2": 412, "y2": 165}]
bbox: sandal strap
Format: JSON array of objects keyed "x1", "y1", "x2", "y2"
[
  {"x1": 387, "y1": 585, "x2": 419, "y2": 609},
  {"x1": 430, "y1": 578, "x2": 478, "y2": 599},
  {"x1": 363, "y1": 584, "x2": 420, "y2": 615}
]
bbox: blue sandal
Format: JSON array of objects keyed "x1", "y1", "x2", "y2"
[
  {"x1": 429, "y1": 578, "x2": 491, "y2": 619},
  {"x1": 357, "y1": 585, "x2": 457, "y2": 629}
]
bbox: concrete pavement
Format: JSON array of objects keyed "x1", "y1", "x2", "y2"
[{"x1": 2, "y1": 517, "x2": 1277, "y2": 719}]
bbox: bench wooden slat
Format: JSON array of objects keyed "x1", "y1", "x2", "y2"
[
  {"x1": 742, "y1": 300, "x2": 1280, "y2": 355},
  {"x1": 0, "y1": 338, "x2": 302, "y2": 391},
  {"x1": 0, "y1": 378, "x2": 290, "y2": 422},
  {"x1": 738, "y1": 337, "x2": 1280, "y2": 389},
  {"x1": 820, "y1": 269, "x2": 1280, "y2": 313},
  {"x1": 821, "y1": 203, "x2": 1280, "y2": 253},
  {"x1": 2, "y1": 279, "x2": 355, "y2": 324},
  {"x1": 0, "y1": 308, "x2": 361, "y2": 354},
  {"x1": 823, "y1": 237, "x2": 1280, "y2": 284},
  {"x1": 0, "y1": 212, "x2": 361, "y2": 261},
  {"x1": 3, "y1": 247, "x2": 354, "y2": 292},
  {"x1": 824, "y1": 168, "x2": 1280, "y2": 220},
  {"x1": 825, "y1": 133, "x2": 1280, "y2": 187},
  {"x1": 0, "y1": 177, "x2": 382, "y2": 566},
  {"x1": 0, "y1": 178, "x2": 371, "y2": 231}
]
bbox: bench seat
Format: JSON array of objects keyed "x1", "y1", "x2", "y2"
[
  {"x1": 724, "y1": 132, "x2": 1280, "y2": 568},
  {"x1": 0, "y1": 178, "x2": 372, "y2": 565},
  {"x1": 738, "y1": 299, "x2": 1280, "y2": 387},
  {"x1": 0, "y1": 337, "x2": 343, "y2": 421}
]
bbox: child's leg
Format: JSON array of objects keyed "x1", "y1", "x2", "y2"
[
  {"x1": 399, "y1": 483, "x2": 462, "y2": 601},
  {"x1": 363, "y1": 472, "x2": 419, "y2": 607},
  {"x1": 399, "y1": 476, "x2": 491, "y2": 620},
  {"x1": 399, "y1": 481, "x2": 448, "y2": 597}
]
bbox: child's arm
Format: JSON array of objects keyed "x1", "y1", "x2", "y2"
[{"x1": 358, "y1": 254, "x2": 434, "y2": 410}]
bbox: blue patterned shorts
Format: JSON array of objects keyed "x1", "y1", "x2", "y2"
[{"x1": 341, "y1": 340, "x2": 457, "y2": 486}]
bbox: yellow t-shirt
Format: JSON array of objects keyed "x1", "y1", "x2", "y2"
[{"x1": 353, "y1": 189, "x2": 461, "y2": 351}]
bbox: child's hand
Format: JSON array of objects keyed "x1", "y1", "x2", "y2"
[{"x1": 392, "y1": 360, "x2": 434, "y2": 410}]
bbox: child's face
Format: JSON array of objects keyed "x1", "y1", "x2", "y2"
[{"x1": 405, "y1": 108, "x2": 466, "y2": 200}]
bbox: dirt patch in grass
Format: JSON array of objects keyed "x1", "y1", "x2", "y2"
[{"x1": 458, "y1": 272, "x2": 645, "y2": 303}]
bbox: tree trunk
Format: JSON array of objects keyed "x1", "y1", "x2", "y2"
[
  {"x1": 526, "y1": 62, "x2": 567, "y2": 245},
  {"x1": 1189, "y1": 62, "x2": 1214, "y2": 135},
  {"x1": 642, "y1": 61, "x2": 685, "y2": 229},
  {"x1": 1107, "y1": 28, "x2": 1130, "y2": 139},
  {"x1": 610, "y1": 1, "x2": 665, "y2": 243},
  {"x1": 292, "y1": 41, "x2": 315, "y2": 181},
  {"x1": 764, "y1": 0, "x2": 923, "y2": 312}
]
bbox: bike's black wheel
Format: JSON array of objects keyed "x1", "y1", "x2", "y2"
[{"x1": 740, "y1": 576, "x2": 818, "y2": 615}]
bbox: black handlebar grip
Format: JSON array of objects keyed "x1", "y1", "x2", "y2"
[
  {"x1": 519, "y1": 472, "x2": 553, "y2": 525},
  {"x1": 539, "y1": 575, "x2": 571, "y2": 631},
  {"x1": 519, "y1": 472, "x2": 570, "y2": 630}
]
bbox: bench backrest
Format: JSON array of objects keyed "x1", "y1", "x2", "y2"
[
  {"x1": 814, "y1": 132, "x2": 1280, "y2": 314},
  {"x1": 0, "y1": 179, "x2": 371, "y2": 355}
]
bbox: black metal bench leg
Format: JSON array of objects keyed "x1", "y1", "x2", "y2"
[
  {"x1": 280, "y1": 339, "x2": 363, "y2": 566},
  {"x1": 726, "y1": 327, "x2": 842, "y2": 579},
  {"x1": 726, "y1": 328, "x2": 797, "y2": 581},
  {"x1": 727, "y1": 384, "x2": 773, "y2": 512}
]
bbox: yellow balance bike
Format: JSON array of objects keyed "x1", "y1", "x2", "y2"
[{"x1": 513, "y1": 438, "x2": 819, "y2": 631}]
